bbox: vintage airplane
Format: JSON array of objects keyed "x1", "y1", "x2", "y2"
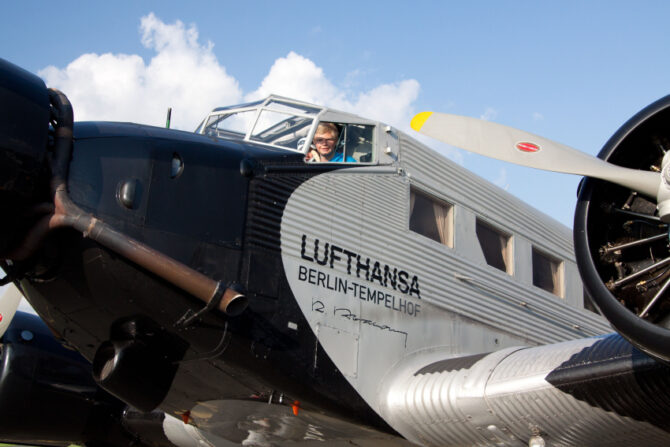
[{"x1": 1, "y1": 56, "x2": 670, "y2": 447}]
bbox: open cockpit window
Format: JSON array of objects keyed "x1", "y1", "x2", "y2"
[
  {"x1": 409, "y1": 187, "x2": 453, "y2": 248},
  {"x1": 305, "y1": 122, "x2": 374, "y2": 163}
]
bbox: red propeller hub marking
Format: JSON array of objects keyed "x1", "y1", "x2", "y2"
[{"x1": 516, "y1": 142, "x2": 541, "y2": 153}]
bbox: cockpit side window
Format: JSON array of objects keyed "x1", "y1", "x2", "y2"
[
  {"x1": 249, "y1": 110, "x2": 313, "y2": 149},
  {"x1": 345, "y1": 123, "x2": 374, "y2": 163},
  {"x1": 205, "y1": 110, "x2": 256, "y2": 139},
  {"x1": 201, "y1": 99, "x2": 319, "y2": 151},
  {"x1": 304, "y1": 122, "x2": 375, "y2": 163}
]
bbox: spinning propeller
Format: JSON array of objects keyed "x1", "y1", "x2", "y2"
[{"x1": 411, "y1": 101, "x2": 670, "y2": 363}]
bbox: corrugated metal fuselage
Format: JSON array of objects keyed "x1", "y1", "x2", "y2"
[
  {"x1": 18, "y1": 122, "x2": 398, "y2": 438},
  {"x1": 16, "y1": 121, "x2": 670, "y2": 446}
]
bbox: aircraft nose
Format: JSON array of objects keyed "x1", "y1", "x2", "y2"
[{"x1": 0, "y1": 58, "x2": 51, "y2": 256}]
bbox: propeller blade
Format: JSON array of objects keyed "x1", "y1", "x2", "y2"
[
  {"x1": 0, "y1": 285, "x2": 22, "y2": 338},
  {"x1": 411, "y1": 112, "x2": 661, "y2": 199}
]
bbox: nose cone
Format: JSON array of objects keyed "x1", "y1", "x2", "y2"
[{"x1": 0, "y1": 59, "x2": 51, "y2": 255}]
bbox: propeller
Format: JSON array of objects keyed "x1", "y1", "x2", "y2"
[
  {"x1": 411, "y1": 103, "x2": 670, "y2": 362},
  {"x1": 0, "y1": 285, "x2": 22, "y2": 338},
  {"x1": 410, "y1": 112, "x2": 670, "y2": 219}
]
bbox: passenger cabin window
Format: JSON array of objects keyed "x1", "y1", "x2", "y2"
[
  {"x1": 476, "y1": 219, "x2": 512, "y2": 274},
  {"x1": 305, "y1": 122, "x2": 374, "y2": 163},
  {"x1": 532, "y1": 248, "x2": 563, "y2": 297},
  {"x1": 409, "y1": 188, "x2": 453, "y2": 248}
]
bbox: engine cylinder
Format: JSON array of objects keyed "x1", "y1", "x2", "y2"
[{"x1": 575, "y1": 95, "x2": 670, "y2": 363}]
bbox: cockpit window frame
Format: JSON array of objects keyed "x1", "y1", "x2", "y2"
[
  {"x1": 197, "y1": 96, "x2": 381, "y2": 164},
  {"x1": 199, "y1": 96, "x2": 326, "y2": 153},
  {"x1": 307, "y1": 120, "x2": 376, "y2": 164}
]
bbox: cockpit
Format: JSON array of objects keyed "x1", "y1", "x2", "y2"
[{"x1": 195, "y1": 95, "x2": 384, "y2": 163}]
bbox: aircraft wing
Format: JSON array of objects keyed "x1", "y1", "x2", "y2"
[{"x1": 378, "y1": 333, "x2": 670, "y2": 447}]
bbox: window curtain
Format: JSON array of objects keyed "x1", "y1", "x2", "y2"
[
  {"x1": 550, "y1": 260, "x2": 561, "y2": 295},
  {"x1": 433, "y1": 202, "x2": 449, "y2": 246},
  {"x1": 498, "y1": 234, "x2": 508, "y2": 271}
]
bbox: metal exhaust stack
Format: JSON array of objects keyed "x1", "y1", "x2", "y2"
[
  {"x1": 220, "y1": 283, "x2": 247, "y2": 316},
  {"x1": 0, "y1": 58, "x2": 247, "y2": 324}
]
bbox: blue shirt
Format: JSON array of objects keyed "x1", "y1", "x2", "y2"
[{"x1": 329, "y1": 152, "x2": 356, "y2": 163}]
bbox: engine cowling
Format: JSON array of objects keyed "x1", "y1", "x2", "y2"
[
  {"x1": 0, "y1": 58, "x2": 51, "y2": 256},
  {"x1": 575, "y1": 95, "x2": 670, "y2": 363},
  {"x1": 0, "y1": 310, "x2": 187, "y2": 447}
]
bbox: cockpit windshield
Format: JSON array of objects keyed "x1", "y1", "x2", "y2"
[
  {"x1": 198, "y1": 97, "x2": 322, "y2": 152},
  {"x1": 196, "y1": 95, "x2": 379, "y2": 163}
]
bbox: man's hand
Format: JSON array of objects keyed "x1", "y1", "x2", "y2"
[{"x1": 305, "y1": 149, "x2": 321, "y2": 162}]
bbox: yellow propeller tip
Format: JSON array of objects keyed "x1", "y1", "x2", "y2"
[{"x1": 411, "y1": 112, "x2": 433, "y2": 131}]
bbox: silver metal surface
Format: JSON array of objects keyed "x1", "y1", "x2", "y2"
[
  {"x1": 280, "y1": 130, "x2": 612, "y2": 445},
  {"x1": 380, "y1": 337, "x2": 669, "y2": 447}
]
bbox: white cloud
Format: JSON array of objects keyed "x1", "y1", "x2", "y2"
[
  {"x1": 40, "y1": 16, "x2": 420, "y2": 133},
  {"x1": 246, "y1": 52, "x2": 420, "y2": 129},
  {"x1": 245, "y1": 51, "x2": 343, "y2": 105},
  {"x1": 40, "y1": 13, "x2": 241, "y2": 130},
  {"x1": 351, "y1": 79, "x2": 420, "y2": 129}
]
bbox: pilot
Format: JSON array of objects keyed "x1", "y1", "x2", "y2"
[{"x1": 305, "y1": 122, "x2": 356, "y2": 163}]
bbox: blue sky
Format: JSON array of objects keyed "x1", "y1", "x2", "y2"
[{"x1": 2, "y1": 1, "x2": 670, "y2": 228}]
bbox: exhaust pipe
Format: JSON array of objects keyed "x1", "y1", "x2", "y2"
[
  {"x1": 93, "y1": 339, "x2": 176, "y2": 412},
  {"x1": 0, "y1": 58, "x2": 248, "y2": 321},
  {"x1": 92, "y1": 317, "x2": 185, "y2": 412}
]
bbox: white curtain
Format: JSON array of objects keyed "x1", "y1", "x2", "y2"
[
  {"x1": 550, "y1": 259, "x2": 562, "y2": 295},
  {"x1": 433, "y1": 202, "x2": 449, "y2": 246}
]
